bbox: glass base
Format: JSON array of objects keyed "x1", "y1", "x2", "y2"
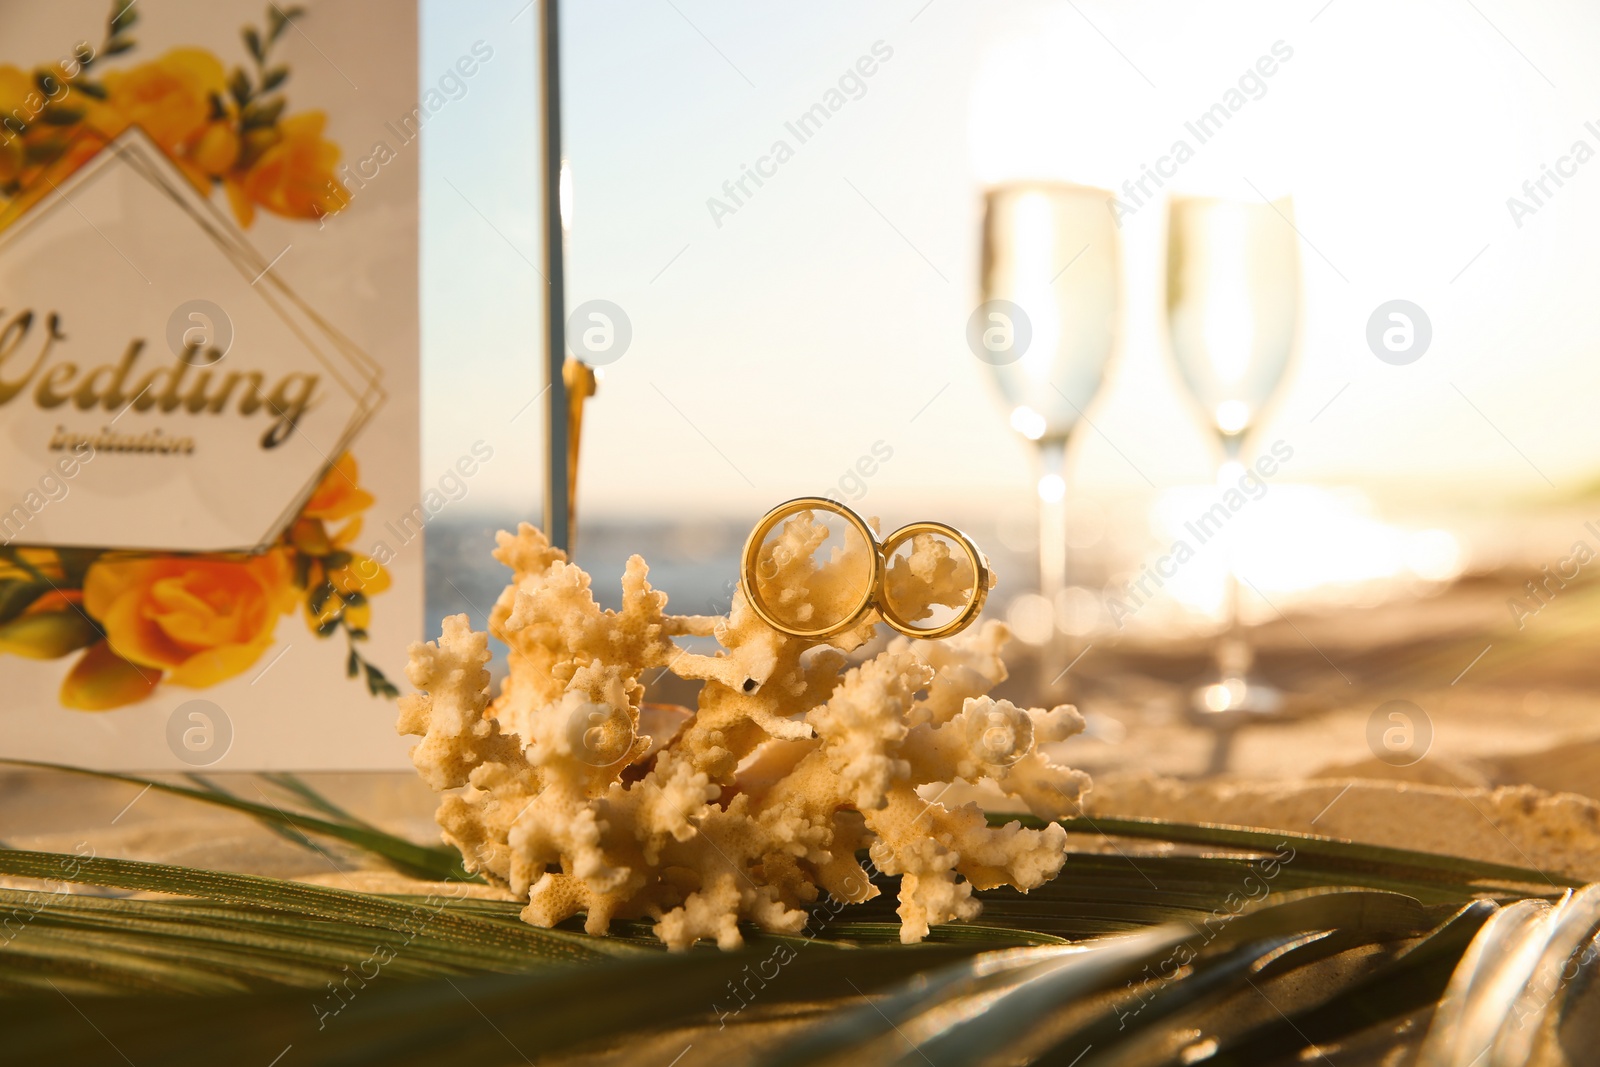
[
  {"x1": 1191, "y1": 675, "x2": 1285, "y2": 719},
  {"x1": 1188, "y1": 674, "x2": 1285, "y2": 777}
]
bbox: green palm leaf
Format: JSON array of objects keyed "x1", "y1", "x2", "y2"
[
  {"x1": 769, "y1": 889, "x2": 1438, "y2": 1067},
  {"x1": 0, "y1": 765, "x2": 1591, "y2": 1065},
  {"x1": 1186, "y1": 900, "x2": 1497, "y2": 1066},
  {"x1": 0, "y1": 928, "x2": 985, "y2": 1065},
  {"x1": 1004, "y1": 812, "x2": 1580, "y2": 892},
  {"x1": 0, "y1": 759, "x2": 471, "y2": 881},
  {"x1": 1416, "y1": 884, "x2": 1600, "y2": 1067},
  {"x1": 0, "y1": 848, "x2": 612, "y2": 967}
]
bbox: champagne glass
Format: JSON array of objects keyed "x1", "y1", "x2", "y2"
[
  {"x1": 1165, "y1": 194, "x2": 1299, "y2": 738},
  {"x1": 978, "y1": 183, "x2": 1119, "y2": 691}
]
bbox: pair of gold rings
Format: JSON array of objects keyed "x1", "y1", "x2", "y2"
[{"x1": 740, "y1": 496, "x2": 991, "y2": 641}]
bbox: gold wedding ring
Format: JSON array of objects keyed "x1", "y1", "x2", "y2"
[{"x1": 740, "y1": 497, "x2": 991, "y2": 641}]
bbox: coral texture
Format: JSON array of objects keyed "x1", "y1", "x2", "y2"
[{"x1": 398, "y1": 516, "x2": 1090, "y2": 949}]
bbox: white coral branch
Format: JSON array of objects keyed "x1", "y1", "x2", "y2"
[{"x1": 399, "y1": 519, "x2": 1089, "y2": 950}]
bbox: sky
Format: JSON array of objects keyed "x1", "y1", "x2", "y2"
[{"x1": 420, "y1": 0, "x2": 1600, "y2": 527}]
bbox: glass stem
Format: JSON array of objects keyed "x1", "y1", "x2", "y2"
[
  {"x1": 1223, "y1": 568, "x2": 1242, "y2": 643},
  {"x1": 1037, "y1": 436, "x2": 1068, "y2": 694},
  {"x1": 1037, "y1": 436, "x2": 1068, "y2": 609},
  {"x1": 1216, "y1": 434, "x2": 1248, "y2": 682}
]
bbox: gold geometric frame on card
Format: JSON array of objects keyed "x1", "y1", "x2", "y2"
[{"x1": 0, "y1": 126, "x2": 385, "y2": 554}]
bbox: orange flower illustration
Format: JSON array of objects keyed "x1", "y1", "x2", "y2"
[
  {"x1": 0, "y1": 8, "x2": 397, "y2": 711},
  {"x1": 0, "y1": 65, "x2": 34, "y2": 184},
  {"x1": 59, "y1": 641, "x2": 158, "y2": 711},
  {"x1": 300, "y1": 452, "x2": 375, "y2": 523},
  {"x1": 226, "y1": 111, "x2": 345, "y2": 228},
  {"x1": 0, "y1": 547, "x2": 67, "y2": 584},
  {"x1": 0, "y1": 451, "x2": 393, "y2": 711},
  {"x1": 303, "y1": 546, "x2": 390, "y2": 634},
  {"x1": 0, "y1": 64, "x2": 33, "y2": 117},
  {"x1": 61, "y1": 550, "x2": 297, "y2": 709},
  {"x1": 0, "y1": 595, "x2": 97, "y2": 662},
  {"x1": 99, "y1": 48, "x2": 230, "y2": 192},
  {"x1": 0, "y1": 4, "x2": 349, "y2": 232},
  {"x1": 290, "y1": 454, "x2": 389, "y2": 635}
]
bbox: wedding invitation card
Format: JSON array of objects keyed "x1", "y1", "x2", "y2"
[{"x1": 0, "y1": 1, "x2": 420, "y2": 768}]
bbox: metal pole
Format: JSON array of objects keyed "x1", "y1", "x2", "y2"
[{"x1": 539, "y1": 0, "x2": 569, "y2": 552}]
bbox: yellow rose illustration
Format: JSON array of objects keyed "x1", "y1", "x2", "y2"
[
  {"x1": 0, "y1": 590, "x2": 98, "y2": 661},
  {"x1": 0, "y1": 64, "x2": 32, "y2": 117},
  {"x1": 0, "y1": 547, "x2": 66, "y2": 584},
  {"x1": 226, "y1": 111, "x2": 346, "y2": 228},
  {"x1": 300, "y1": 452, "x2": 375, "y2": 523},
  {"x1": 100, "y1": 48, "x2": 230, "y2": 191},
  {"x1": 0, "y1": 7, "x2": 354, "y2": 234},
  {"x1": 63, "y1": 550, "x2": 297, "y2": 709},
  {"x1": 0, "y1": 9, "x2": 398, "y2": 711},
  {"x1": 0, "y1": 65, "x2": 34, "y2": 184},
  {"x1": 290, "y1": 454, "x2": 389, "y2": 634},
  {"x1": 59, "y1": 640, "x2": 158, "y2": 711},
  {"x1": 303, "y1": 547, "x2": 390, "y2": 634},
  {"x1": 0, "y1": 555, "x2": 97, "y2": 663}
]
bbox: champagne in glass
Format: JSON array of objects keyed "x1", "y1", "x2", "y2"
[
  {"x1": 1165, "y1": 194, "x2": 1299, "y2": 730},
  {"x1": 979, "y1": 183, "x2": 1119, "y2": 689}
]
